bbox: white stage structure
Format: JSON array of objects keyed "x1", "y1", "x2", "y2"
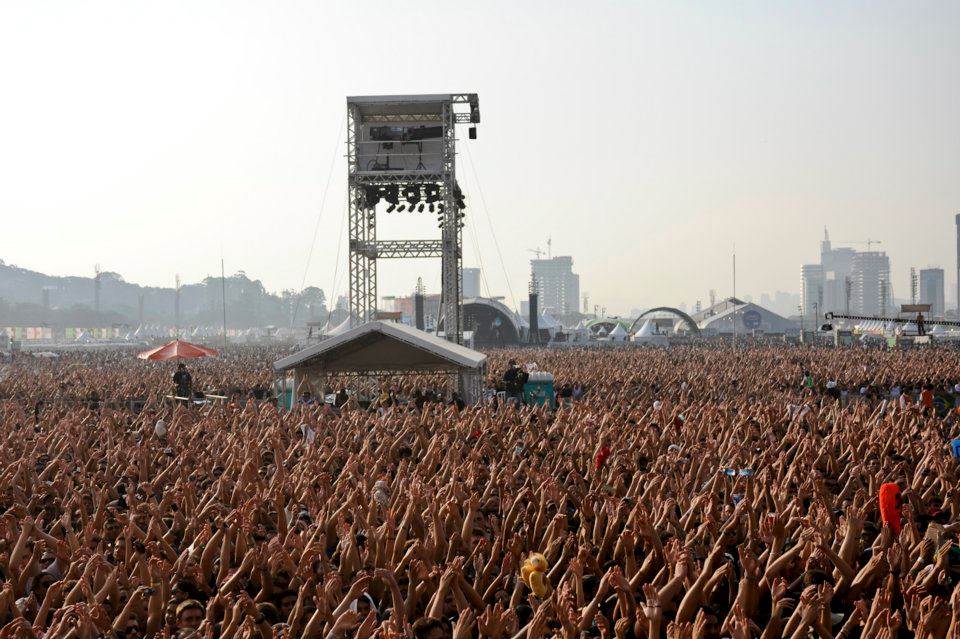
[{"x1": 346, "y1": 94, "x2": 480, "y2": 345}]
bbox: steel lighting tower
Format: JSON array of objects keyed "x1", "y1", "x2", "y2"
[{"x1": 346, "y1": 94, "x2": 479, "y2": 344}]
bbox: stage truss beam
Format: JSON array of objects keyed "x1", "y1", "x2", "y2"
[{"x1": 346, "y1": 94, "x2": 477, "y2": 345}]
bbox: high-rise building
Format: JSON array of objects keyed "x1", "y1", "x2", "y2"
[
  {"x1": 819, "y1": 229, "x2": 856, "y2": 313},
  {"x1": 919, "y1": 268, "x2": 945, "y2": 318},
  {"x1": 955, "y1": 214, "x2": 960, "y2": 315},
  {"x1": 531, "y1": 256, "x2": 580, "y2": 316},
  {"x1": 462, "y1": 268, "x2": 481, "y2": 299},
  {"x1": 852, "y1": 251, "x2": 891, "y2": 316},
  {"x1": 801, "y1": 264, "x2": 823, "y2": 317}
]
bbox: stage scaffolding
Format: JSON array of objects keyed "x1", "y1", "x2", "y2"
[{"x1": 346, "y1": 94, "x2": 479, "y2": 345}]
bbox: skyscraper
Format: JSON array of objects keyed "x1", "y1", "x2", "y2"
[
  {"x1": 801, "y1": 264, "x2": 823, "y2": 317},
  {"x1": 462, "y1": 268, "x2": 481, "y2": 299},
  {"x1": 852, "y1": 252, "x2": 891, "y2": 316},
  {"x1": 819, "y1": 229, "x2": 855, "y2": 313},
  {"x1": 531, "y1": 256, "x2": 580, "y2": 317},
  {"x1": 919, "y1": 268, "x2": 945, "y2": 318},
  {"x1": 955, "y1": 214, "x2": 960, "y2": 316}
]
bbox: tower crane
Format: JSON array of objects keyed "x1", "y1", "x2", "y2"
[{"x1": 837, "y1": 239, "x2": 883, "y2": 251}]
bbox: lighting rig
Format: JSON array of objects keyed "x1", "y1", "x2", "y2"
[{"x1": 346, "y1": 94, "x2": 479, "y2": 344}]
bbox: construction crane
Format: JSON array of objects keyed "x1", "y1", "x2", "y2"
[{"x1": 837, "y1": 239, "x2": 883, "y2": 251}]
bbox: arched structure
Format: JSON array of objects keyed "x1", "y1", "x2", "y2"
[
  {"x1": 439, "y1": 297, "x2": 522, "y2": 347},
  {"x1": 585, "y1": 318, "x2": 631, "y2": 334},
  {"x1": 629, "y1": 307, "x2": 701, "y2": 335}
]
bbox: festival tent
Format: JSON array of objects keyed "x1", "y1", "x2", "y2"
[
  {"x1": 634, "y1": 319, "x2": 657, "y2": 337},
  {"x1": 608, "y1": 323, "x2": 628, "y2": 341},
  {"x1": 326, "y1": 318, "x2": 354, "y2": 337},
  {"x1": 539, "y1": 311, "x2": 559, "y2": 329},
  {"x1": 930, "y1": 324, "x2": 945, "y2": 335}
]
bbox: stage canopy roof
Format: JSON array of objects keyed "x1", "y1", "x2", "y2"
[{"x1": 273, "y1": 321, "x2": 486, "y2": 375}]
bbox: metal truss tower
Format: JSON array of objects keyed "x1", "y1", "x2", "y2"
[{"x1": 346, "y1": 94, "x2": 479, "y2": 344}]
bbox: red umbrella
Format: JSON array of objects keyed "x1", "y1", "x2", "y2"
[{"x1": 138, "y1": 339, "x2": 219, "y2": 361}]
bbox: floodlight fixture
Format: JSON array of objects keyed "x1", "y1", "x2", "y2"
[
  {"x1": 383, "y1": 185, "x2": 400, "y2": 206},
  {"x1": 423, "y1": 184, "x2": 441, "y2": 204}
]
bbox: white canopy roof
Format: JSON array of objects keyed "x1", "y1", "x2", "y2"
[
  {"x1": 634, "y1": 319, "x2": 657, "y2": 337},
  {"x1": 539, "y1": 311, "x2": 559, "y2": 329},
  {"x1": 326, "y1": 318, "x2": 354, "y2": 337},
  {"x1": 608, "y1": 323, "x2": 628, "y2": 338},
  {"x1": 274, "y1": 321, "x2": 487, "y2": 374}
]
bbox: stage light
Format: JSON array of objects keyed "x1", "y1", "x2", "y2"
[
  {"x1": 383, "y1": 185, "x2": 400, "y2": 207},
  {"x1": 468, "y1": 127, "x2": 476, "y2": 140},
  {"x1": 423, "y1": 184, "x2": 441, "y2": 204},
  {"x1": 363, "y1": 186, "x2": 380, "y2": 208},
  {"x1": 397, "y1": 205, "x2": 406, "y2": 212},
  {"x1": 429, "y1": 203, "x2": 435, "y2": 213},
  {"x1": 387, "y1": 203, "x2": 397, "y2": 213},
  {"x1": 418, "y1": 203, "x2": 425, "y2": 213}
]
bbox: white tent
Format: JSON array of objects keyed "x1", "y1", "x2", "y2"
[
  {"x1": 539, "y1": 311, "x2": 559, "y2": 329},
  {"x1": 608, "y1": 323, "x2": 628, "y2": 341},
  {"x1": 327, "y1": 318, "x2": 353, "y2": 337},
  {"x1": 634, "y1": 319, "x2": 657, "y2": 337},
  {"x1": 930, "y1": 324, "x2": 945, "y2": 335}
]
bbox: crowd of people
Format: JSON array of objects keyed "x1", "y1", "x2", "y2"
[{"x1": 1, "y1": 343, "x2": 960, "y2": 638}]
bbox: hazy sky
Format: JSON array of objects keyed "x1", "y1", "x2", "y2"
[{"x1": 1, "y1": 1, "x2": 958, "y2": 315}]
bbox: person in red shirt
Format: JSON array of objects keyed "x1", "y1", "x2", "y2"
[
  {"x1": 595, "y1": 438, "x2": 611, "y2": 471},
  {"x1": 920, "y1": 386, "x2": 934, "y2": 415},
  {"x1": 879, "y1": 482, "x2": 904, "y2": 535}
]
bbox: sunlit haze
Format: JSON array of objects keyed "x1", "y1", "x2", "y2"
[{"x1": 1, "y1": 1, "x2": 958, "y2": 315}]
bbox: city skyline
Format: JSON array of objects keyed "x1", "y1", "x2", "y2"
[{"x1": 1, "y1": 2, "x2": 958, "y2": 317}]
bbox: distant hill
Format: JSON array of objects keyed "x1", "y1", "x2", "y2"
[{"x1": 0, "y1": 260, "x2": 328, "y2": 329}]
